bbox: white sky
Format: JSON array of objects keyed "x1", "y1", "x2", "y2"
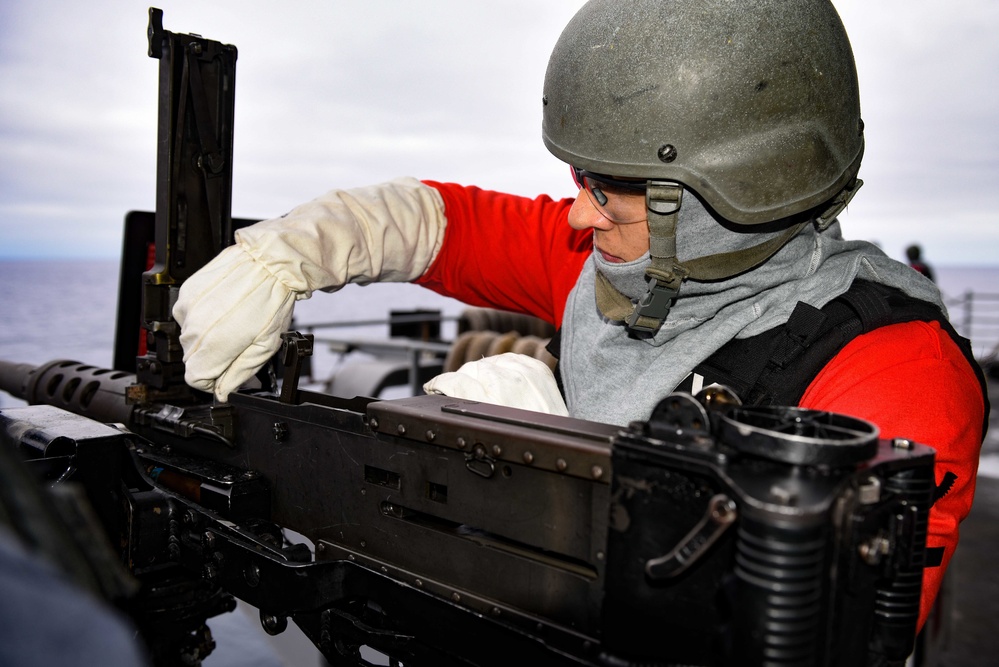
[{"x1": 1, "y1": 0, "x2": 997, "y2": 265}]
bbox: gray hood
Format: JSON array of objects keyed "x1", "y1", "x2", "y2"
[{"x1": 559, "y1": 192, "x2": 943, "y2": 425}]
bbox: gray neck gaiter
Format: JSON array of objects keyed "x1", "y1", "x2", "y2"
[{"x1": 559, "y1": 193, "x2": 943, "y2": 426}]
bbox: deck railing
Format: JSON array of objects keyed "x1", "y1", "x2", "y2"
[
  {"x1": 294, "y1": 312, "x2": 461, "y2": 396},
  {"x1": 293, "y1": 290, "x2": 999, "y2": 399},
  {"x1": 945, "y1": 291, "x2": 999, "y2": 362}
]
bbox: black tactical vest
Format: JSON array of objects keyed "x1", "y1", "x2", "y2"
[
  {"x1": 549, "y1": 279, "x2": 988, "y2": 446},
  {"x1": 679, "y1": 280, "x2": 988, "y2": 435}
]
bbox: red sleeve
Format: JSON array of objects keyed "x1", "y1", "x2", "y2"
[
  {"x1": 799, "y1": 320, "x2": 986, "y2": 631},
  {"x1": 414, "y1": 181, "x2": 591, "y2": 327}
]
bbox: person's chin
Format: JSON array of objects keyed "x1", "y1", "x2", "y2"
[{"x1": 597, "y1": 248, "x2": 624, "y2": 263}]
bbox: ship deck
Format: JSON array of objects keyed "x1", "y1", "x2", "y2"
[{"x1": 935, "y1": 367, "x2": 999, "y2": 665}]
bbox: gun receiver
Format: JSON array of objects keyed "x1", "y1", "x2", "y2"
[{"x1": 0, "y1": 356, "x2": 934, "y2": 666}]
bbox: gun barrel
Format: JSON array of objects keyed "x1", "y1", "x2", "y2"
[
  {"x1": 0, "y1": 359, "x2": 134, "y2": 424},
  {"x1": 0, "y1": 360, "x2": 36, "y2": 399}
]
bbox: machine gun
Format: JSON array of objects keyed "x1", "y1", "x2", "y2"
[
  {"x1": 0, "y1": 9, "x2": 935, "y2": 667},
  {"x1": 0, "y1": 358, "x2": 936, "y2": 667}
]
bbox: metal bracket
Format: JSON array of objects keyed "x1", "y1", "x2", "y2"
[
  {"x1": 279, "y1": 332, "x2": 315, "y2": 404},
  {"x1": 464, "y1": 443, "x2": 496, "y2": 479},
  {"x1": 147, "y1": 8, "x2": 165, "y2": 59},
  {"x1": 645, "y1": 494, "x2": 737, "y2": 579}
]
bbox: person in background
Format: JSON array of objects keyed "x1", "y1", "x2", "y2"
[
  {"x1": 173, "y1": 0, "x2": 988, "y2": 633},
  {"x1": 907, "y1": 243, "x2": 937, "y2": 282}
]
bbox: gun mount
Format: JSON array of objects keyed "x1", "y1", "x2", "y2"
[{"x1": 0, "y1": 8, "x2": 936, "y2": 667}]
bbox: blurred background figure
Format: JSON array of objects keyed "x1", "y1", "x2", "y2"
[{"x1": 907, "y1": 244, "x2": 936, "y2": 282}]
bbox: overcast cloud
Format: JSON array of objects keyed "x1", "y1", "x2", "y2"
[{"x1": 0, "y1": 0, "x2": 997, "y2": 264}]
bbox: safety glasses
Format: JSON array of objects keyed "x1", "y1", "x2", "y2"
[{"x1": 571, "y1": 166, "x2": 647, "y2": 224}]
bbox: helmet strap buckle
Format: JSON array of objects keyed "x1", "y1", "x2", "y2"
[
  {"x1": 623, "y1": 182, "x2": 686, "y2": 335},
  {"x1": 592, "y1": 182, "x2": 687, "y2": 336},
  {"x1": 626, "y1": 275, "x2": 682, "y2": 334}
]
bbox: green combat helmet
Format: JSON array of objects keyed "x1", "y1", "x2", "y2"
[{"x1": 543, "y1": 0, "x2": 865, "y2": 334}]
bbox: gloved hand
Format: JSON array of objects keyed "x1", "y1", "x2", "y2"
[
  {"x1": 423, "y1": 353, "x2": 569, "y2": 416},
  {"x1": 173, "y1": 177, "x2": 446, "y2": 401}
]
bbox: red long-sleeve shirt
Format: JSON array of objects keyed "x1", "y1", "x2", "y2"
[{"x1": 416, "y1": 181, "x2": 986, "y2": 630}]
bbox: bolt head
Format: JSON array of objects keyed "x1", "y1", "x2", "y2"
[{"x1": 657, "y1": 144, "x2": 678, "y2": 163}]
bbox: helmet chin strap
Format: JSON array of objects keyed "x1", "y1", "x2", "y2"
[
  {"x1": 594, "y1": 178, "x2": 864, "y2": 336},
  {"x1": 595, "y1": 181, "x2": 686, "y2": 335}
]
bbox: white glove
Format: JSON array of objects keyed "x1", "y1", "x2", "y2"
[
  {"x1": 173, "y1": 177, "x2": 446, "y2": 401},
  {"x1": 424, "y1": 353, "x2": 569, "y2": 416}
]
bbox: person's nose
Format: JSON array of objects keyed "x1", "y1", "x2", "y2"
[{"x1": 568, "y1": 193, "x2": 614, "y2": 231}]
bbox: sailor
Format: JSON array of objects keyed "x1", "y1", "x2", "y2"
[{"x1": 173, "y1": 0, "x2": 987, "y2": 631}]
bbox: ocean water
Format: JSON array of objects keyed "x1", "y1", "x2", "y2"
[
  {"x1": 1, "y1": 258, "x2": 997, "y2": 408},
  {"x1": 0, "y1": 258, "x2": 468, "y2": 408}
]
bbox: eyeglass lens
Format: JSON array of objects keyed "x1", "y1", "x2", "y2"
[{"x1": 571, "y1": 167, "x2": 647, "y2": 224}]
